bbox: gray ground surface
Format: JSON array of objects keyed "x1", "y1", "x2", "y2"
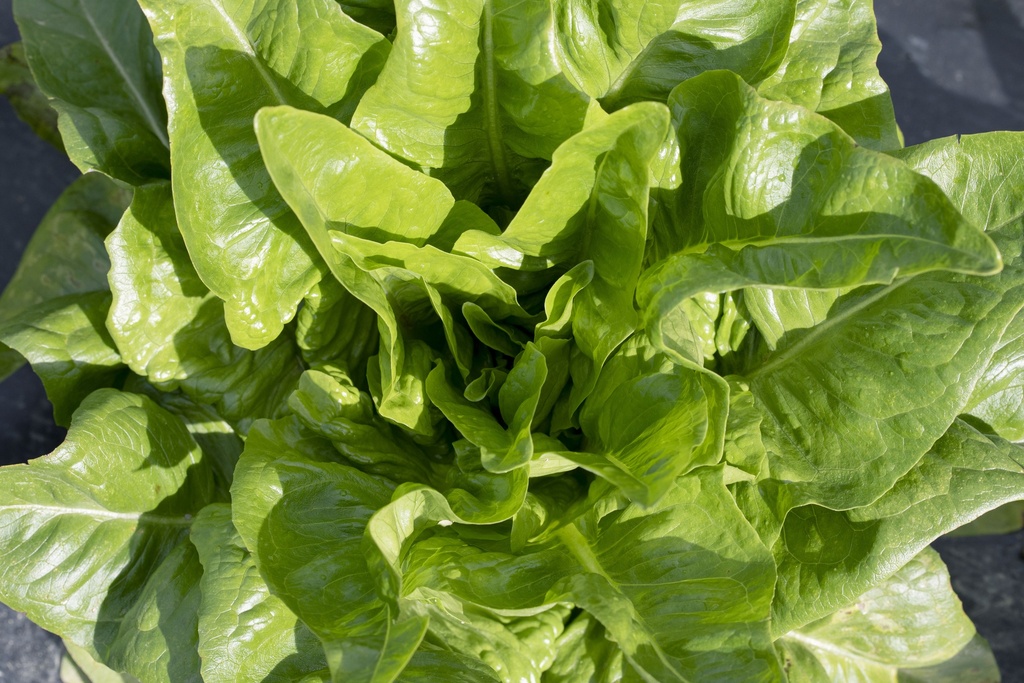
[{"x1": 0, "y1": 0, "x2": 1022, "y2": 681}]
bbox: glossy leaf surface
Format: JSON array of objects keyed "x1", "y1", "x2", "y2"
[
  {"x1": 138, "y1": 0, "x2": 390, "y2": 348},
  {"x1": 14, "y1": 0, "x2": 169, "y2": 183}
]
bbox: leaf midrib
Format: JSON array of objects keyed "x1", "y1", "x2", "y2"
[
  {"x1": 481, "y1": 0, "x2": 514, "y2": 205},
  {"x1": 555, "y1": 523, "x2": 688, "y2": 681},
  {"x1": 3, "y1": 503, "x2": 194, "y2": 527},
  {"x1": 747, "y1": 278, "x2": 908, "y2": 379},
  {"x1": 687, "y1": 231, "x2": 997, "y2": 265},
  {"x1": 783, "y1": 630, "x2": 898, "y2": 670},
  {"x1": 208, "y1": 0, "x2": 288, "y2": 105},
  {"x1": 75, "y1": 0, "x2": 169, "y2": 148}
]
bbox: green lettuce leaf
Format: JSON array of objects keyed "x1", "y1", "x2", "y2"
[
  {"x1": 191, "y1": 504, "x2": 330, "y2": 682},
  {"x1": 14, "y1": 0, "x2": 169, "y2": 183},
  {"x1": 0, "y1": 292, "x2": 124, "y2": 426},
  {"x1": 352, "y1": 0, "x2": 593, "y2": 206},
  {"x1": 552, "y1": 0, "x2": 795, "y2": 108},
  {"x1": 0, "y1": 389, "x2": 223, "y2": 682},
  {"x1": 744, "y1": 219, "x2": 1024, "y2": 513},
  {"x1": 61, "y1": 641, "x2": 139, "y2": 683},
  {"x1": 137, "y1": 0, "x2": 390, "y2": 349},
  {"x1": 777, "y1": 549, "x2": 993, "y2": 682},
  {"x1": 758, "y1": 0, "x2": 901, "y2": 151},
  {"x1": 0, "y1": 41, "x2": 63, "y2": 150},
  {"x1": 548, "y1": 468, "x2": 780, "y2": 682},
  {"x1": 230, "y1": 416, "x2": 423, "y2": 683},
  {"x1": 895, "y1": 133, "x2": 1024, "y2": 441},
  {"x1": 641, "y1": 71, "x2": 998, "y2": 365},
  {"x1": 0, "y1": 174, "x2": 129, "y2": 382},
  {"x1": 770, "y1": 419, "x2": 1024, "y2": 634},
  {"x1": 105, "y1": 182, "x2": 302, "y2": 432}
]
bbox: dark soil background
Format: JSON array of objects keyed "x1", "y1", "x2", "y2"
[{"x1": 0, "y1": 0, "x2": 1021, "y2": 680}]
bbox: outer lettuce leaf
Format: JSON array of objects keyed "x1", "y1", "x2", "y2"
[
  {"x1": 769, "y1": 419, "x2": 1024, "y2": 635},
  {"x1": 948, "y1": 500, "x2": 1024, "y2": 537},
  {"x1": 758, "y1": 0, "x2": 901, "y2": 151},
  {"x1": 641, "y1": 71, "x2": 998, "y2": 364},
  {"x1": 0, "y1": 174, "x2": 129, "y2": 382},
  {"x1": 548, "y1": 468, "x2": 780, "y2": 682},
  {"x1": 893, "y1": 132, "x2": 1024, "y2": 233},
  {"x1": 138, "y1": 0, "x2": 390, "y2": 349},
  {"x1": 0, "y1": 292, "x2": 124, "y2": 426},
  {"x1": 0, "y1": 389, "x2": 222, "y2": 682},
  {"x1": 745, "y1": 131, "x2": 1024, "y2": 356},
  {"x1": 741, "y1": 218, "x2": 1024, "y2": 513},
  {"x1": 190, "y1": 504, "x2": 330, "y2": 683},
  {"x1": 13, "y1": 0, "x2": 169, "y2": 184},
  {"x1": 61, "y1": 641, "x2": 140, "y2": 683},
  {"x1": 778, "y1": 549, "x2": 994, "y2": 681},
  {"x1": 105, "y1": 182, "x2": 302, "y2": 432},
  {"x1": 894, "y1": 132, "x2": 1024, "y2": 442},
  {"x1": 352, "y1": 0, "x2": 592, "y2": 206},
  {"x1": 0, "y1": 42, "x2": 62, "y2": 150},
  {"x1": 230, "y1": 417, "x2": 425, "y2": 683},
  {"x1": 551, "y1": 0, "x2": 795, "y2": 108}
]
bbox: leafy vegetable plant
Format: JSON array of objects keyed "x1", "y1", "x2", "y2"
[{"x1": 1, "y1": 0, "x2": 1022, "y2": 680}]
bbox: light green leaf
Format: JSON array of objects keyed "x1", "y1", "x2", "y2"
[
  {"x1": 541, "y1": 612, "x2": 624, "y2": 683},
  {"x1": 126, "y1": 382, "x2": 243, "y2": 493},
  {"x1": 549, "y1": 468, "x2": 780, "y2": 682},
  {"x1": 0, "y1": 292, "x2": 123, "y2": 426},
  {"x1": 254, "y1": 105, "x2": 456, "y2": 248},
  {"x1": 640, "y1": 71, "x2": 999, "y2": 354},
  {"x1": 138, "y1": 0, "x2": 390, "y2": 348},
  {"x1": 105, "y1": 182, "x2": 302, "y2": 433},
  {"x1": 770, "y1": 419, "x2": 1024, "y2": 635},
  {"x1": 230, "y1": 417, "x2": 419, "y2": 683},
  {"x1": 427, "y1": 344, "x2": 546, "y2": 474},
  {"x1": 744, "y1": 220, "x2": 1024, "y2": 513},
  {"x1": 895, "y1": 133, "x2": 1024, "y2": 442},
  {"x1": 456, "y1": 102, "x2": 670, "y2": 415},
  {"x1": 14, "y1": 0, "x2": 169, "y2": 183},
  {"x1": 191, "y1": 504, "x2": 330, "y2": 683},
  {"x1": 0, "y1": 174, "x2": 128, "y2": 382},
  {"x1": 563, "y1": 335, "x2": 725, "y2": 507},
  {"x1": 61, "y1": 641, "x2": 139, "y2": 683},
  {"x1": 0, "y1": 389, "x2": 220, "y2": 682},
  {"x1": 742, "y1": 288, "x2": 841, "y2": 350},
  {"x1": 779, "y1": 549, "x2": 981, "y2": 682},
  {"x1": 741, "y1": 133, "x2": 1024, "y2": 357},
  {"x1": 352, "y1": 0, "x2": 592, "y2": 206},
  {"x1": 893, "y1": 131, "x2": 1024, "y2": 233},
  {"x1": 897, "y1": 635, "x2": 1001, "y2": 683},
  {"x1": 552, "y1": 0, "x2": 795, "y2": 108},
  {"x1": 0, "y1": 42, "x2": 63, "y2": 150},
  {"x1": 758, "y1": 0, "x2": 901, "y2": 151},
  {"x1": 948, "y1": 500, "x2": 1024, "y2": 536}
]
